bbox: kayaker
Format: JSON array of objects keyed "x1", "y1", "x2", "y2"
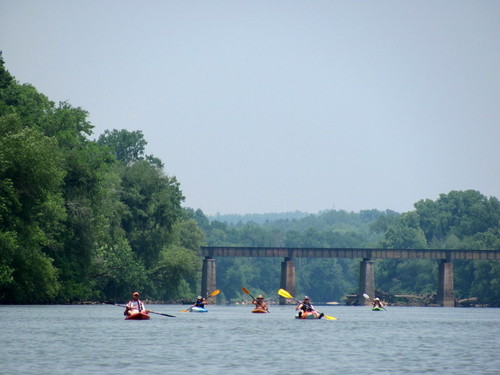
[
  {"x1": 372, "y1": 297, "x2": 384, "y2": 309},
  {"x1": 252, "y1": 295, "x2": 268, "y2": 311},
  {"x1": 296, "y1": 296, "x2": 324, "y2": 319},
  {"x1": 124, "y1": 292, "x2": 151, "y2": 316},
  {"x1": 193, "y1": 296, "x2": 207, "y2": 308}
]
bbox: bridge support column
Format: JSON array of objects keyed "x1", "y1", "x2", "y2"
[
  {"x1": 280, "y1": 257, "x2": 295, "y2": 305},
  {"x1": 201, "y1": 257, "x2": 217, "y2": 303},
  {"x1": 437, "y1": 260, "x2": 454, "y2": 307},
  {"x1": 358, "y1": 258, "x2": 375, "y2": 306}
]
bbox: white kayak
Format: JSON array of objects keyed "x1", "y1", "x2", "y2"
[{"x1": 295, "y1": 311, "x2": 323, "y2": 319}]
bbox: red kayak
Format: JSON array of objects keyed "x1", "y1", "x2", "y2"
[{"x1": 125, "y1": 312, "x2": 150, "y2": 320}]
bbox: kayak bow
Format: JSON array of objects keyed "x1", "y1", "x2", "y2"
[
  {"x1": 252, "y1": 308, "x2": 269, "y2": 314},
  {"x1": 190, "y1": 306, "x2": 208, "y2": 313},
  {"x1": 125, "y1": 311, "x2": 150, "y2": 320},
  {"x1": 295, "y1": 311, "x2": 322, "y2": 320}
]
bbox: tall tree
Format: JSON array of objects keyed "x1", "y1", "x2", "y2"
[
  {"x1": 98, "y1": 129, "x2": 149, "y2": 166},
  {"x1": 0, "y1": 114, "x2": 66, "y2": 303},
  {"x1": 120, "y1": 160, "x2": 184, "y2": 267}
]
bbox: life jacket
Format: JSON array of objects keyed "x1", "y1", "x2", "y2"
[
  {"x1": 301, "y1": 303, "x2": 314, "y2": 312},
  {"x1": 195, "y1": 300, "x2": 205, "y2": 308},
  {"x1": 128, "y1": 300, "x2": 144, "y2": 311}
]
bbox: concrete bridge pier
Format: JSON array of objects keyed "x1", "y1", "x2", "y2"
[
  {"x1": 279, "y1": 257, "x2": 296, "y2": 305},
  {"x1": 358, "y1": 258, "x2": 375, "y2": 306},
  {"x1": 201, "y1": 256, "x2": 217, "y2": 303},
  {"x1": 437, "y1": 259, "x2": 454, "y2": 307}
]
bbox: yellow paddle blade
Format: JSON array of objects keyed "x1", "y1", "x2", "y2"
[
  {"x1": 209, "y1": 289, "x2": 220, "y2": 297},
  {"x1": 277, "y1": 288, "x2": 293, "y2": 299},
  {"x1": 241, "y1": 287, "x2": 250, "y2": 295},
  {"x1": 324, "y1": 315, "x2": 337, "y2": 320}
]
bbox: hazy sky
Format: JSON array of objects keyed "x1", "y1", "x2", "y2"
[{"x1": 1, "y1": 1, "x2": 499, "y2": 215}]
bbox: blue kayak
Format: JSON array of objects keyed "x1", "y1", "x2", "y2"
[{"x1": 190, "y1": 306, "x2": 208, "y2": 313}]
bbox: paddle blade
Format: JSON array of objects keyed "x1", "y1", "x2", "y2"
[
  {"x1": 324, "y1": 315, "x2": 337, "y2": 320},
  {"x1": 241, "y1": 287, "x2": 251, "y2": 295},
  {"x1": 209, "y1": 289, "x2": 220, "y2": 297},
  {"x1": 277, "y1": 288, "x2": 293, "y2": 299},
  {"x1": 363, "y1": 293, "x2": 371, "y2": 300}
]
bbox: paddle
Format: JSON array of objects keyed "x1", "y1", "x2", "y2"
[
  {"x1": 107, "y1": 302, "x2": 176, "y2": 317},
  {"x1": 277, "y1": 288, "x2": 337, "y2": 320},
  {"x1": 241, "y1": 287, "x2": 270, "y2": 313},
  {"x1": 363, "y1": 293, "x2": 387, "y2": 311},
  {"x1": 181, "y1": 289, "x2": 220, "y2": 312}
]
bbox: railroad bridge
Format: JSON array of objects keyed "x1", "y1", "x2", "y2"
[{"x1": 200, "y1": 247, "x2": 500, "y2": 307}]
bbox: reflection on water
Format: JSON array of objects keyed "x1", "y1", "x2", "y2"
[{"x1": 2, "y1": 305, "x2": 499, "y2": 374}]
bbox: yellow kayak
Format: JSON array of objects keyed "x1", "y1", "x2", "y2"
[{"x1": 252, "y1": 308, "x2": 269, "y2": 313}]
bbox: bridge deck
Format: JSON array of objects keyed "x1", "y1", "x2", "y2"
[{"x1": 200, "y1": 247, "x2": 500, "y2": 260}]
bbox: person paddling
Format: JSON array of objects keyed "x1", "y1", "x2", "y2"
[
  {"x1": 296, "y1": 296, "x2": 324, "y2": 319},
  {"x1": 372, "y1": 297, "x2": 384, "y2": 309},
  {"x1": 252, "y1": 295, "x2": 269, "y2": 311},
  {"x1": 193, "y1": 296, "x2": 207, "y2": 308},
  {"x1": 124, "y1": 292, "x2": 151, "y2": 316}
]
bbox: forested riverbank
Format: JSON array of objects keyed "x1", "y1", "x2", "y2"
[
  {"x1": 0, "y1": 54, "x2": 204, "y2": 303},
  {"x1": 1, "y1": 53, "x2": 499, "y2": 306}
]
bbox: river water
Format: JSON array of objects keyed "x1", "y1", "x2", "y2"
[{"x1": 2, "y1": 304, "x2": 499, "y2": 375}]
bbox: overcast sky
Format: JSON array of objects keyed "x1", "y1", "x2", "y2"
[{"x1": 1, "y1": 1, "x2": 499, "y2": 215}]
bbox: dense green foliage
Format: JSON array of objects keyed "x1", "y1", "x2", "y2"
[
  {"x1": 0, "y1": 55, "x2": 202, "y2": 303},
  {"x1": 376, "y1": 190, "x2": 500, "y2": 306}
]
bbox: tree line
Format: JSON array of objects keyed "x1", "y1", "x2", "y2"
[{"x1": 1, "y1": 53, "x2": 499, "y2": 305}]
